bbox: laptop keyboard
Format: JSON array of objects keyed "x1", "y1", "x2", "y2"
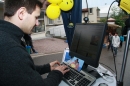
[{"x1": 62, "y1": 62, "x2": 96, "y2": 86}]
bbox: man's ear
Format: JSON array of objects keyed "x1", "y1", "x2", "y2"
[{"x1": 17, "y1": 7, "x2": 27, "y2": 20}]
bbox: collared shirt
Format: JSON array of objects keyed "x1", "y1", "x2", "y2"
[{"x1": 112, "y1": 35, "x2": 120, "y2": 47}]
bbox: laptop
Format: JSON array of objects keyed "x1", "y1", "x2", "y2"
[{"x1": 61, "y1": 48, "x2": 96, "y2": 86}]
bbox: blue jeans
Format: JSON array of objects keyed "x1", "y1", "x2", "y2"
[{"x1": 113, "y1": 47, "x2": 117, "y2": 56}]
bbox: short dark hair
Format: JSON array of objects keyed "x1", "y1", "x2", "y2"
[
  {"x1": 4, "y1": 0, "x2": 43, "y2": 17},
  {"x1": 115, "y1": 32, "x2": 118, "y2": 34}
]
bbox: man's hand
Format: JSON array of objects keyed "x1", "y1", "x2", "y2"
[
  {"x1": 54, "y1": 65, "x2": 70, "y2": 75},
  {"x1": 50, "y1": 61, "x2": 69, "y2": 75},
  {"x1": 50, "y1": 60, "x2": 60, "y2": 71}
]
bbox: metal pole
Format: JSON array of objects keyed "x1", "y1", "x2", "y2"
[{"x1": 118, "y1": 30, "x2": 130, "y2": 86}]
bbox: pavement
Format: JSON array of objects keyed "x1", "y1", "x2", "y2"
[
  {"x1": 31, "y1": 32, "x2": 46, "y2": 40},
  {"x1": 30, "y1": 32, "x2": 68, "y2": 58},
  {"x1": 32, "y1": 38, "x2": 68, "y2": 54}
]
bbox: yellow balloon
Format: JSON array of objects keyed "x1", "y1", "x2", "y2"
[
  {"x1": 46, "y1": 4, "x2": 61, "y2": 19},
  {"x1": 47, "y1": 0, "x2": 62, "y2": 4},
  {"x1": 59, "y1": 0, "x2": 74, "y2": 11}
]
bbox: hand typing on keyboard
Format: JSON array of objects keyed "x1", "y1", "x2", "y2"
[
  {"x1": 50, "y1": 61, "x2": 70, "y2": 75},
  {"x1": 62, "y1": 62, "x2": 96, "y2": 86}
]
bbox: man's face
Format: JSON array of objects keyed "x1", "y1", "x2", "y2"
[{"x1": 22, "y1": 5, "x2": 41, "y2": 34}]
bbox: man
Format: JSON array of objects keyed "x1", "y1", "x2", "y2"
[
  {"x1": 112, "y1": 32, "x2": 120, "y2": 57},
  {"x1": 0, "y1": 0, "x2": 69, "y2": 86},
  {"x1": 108, "y1": 32, "x2": 113, "y2": 51}
]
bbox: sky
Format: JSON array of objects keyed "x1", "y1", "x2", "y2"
[{"x1": 82, "y1": 0, "x2": 119, "y2": 13}]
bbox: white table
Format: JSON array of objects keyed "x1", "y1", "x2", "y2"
[{"x1": 59, "y1": 64, "x2": 116, "y2": 86}]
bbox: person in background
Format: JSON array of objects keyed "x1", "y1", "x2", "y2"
[
  {"x1": 0, "y1": 0, "x2": 69, "y2": 86},
  {"x1": 112, "y1": 32, "x2": 120, "y2": 57},
  {"x1": 23, "y1": 33, "x2": 37, "y2": 53},
  {"x1": 120, "y1": 35, "x2": 124, "y2": 48},
  {"x1": 108, "y1": 32, "x2": 113, "y2": 51}
]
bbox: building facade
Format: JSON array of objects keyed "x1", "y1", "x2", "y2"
[{"x1": 82, "y1": 7, "x2": 100, "y2": 23}]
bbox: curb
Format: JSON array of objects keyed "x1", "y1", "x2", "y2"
[{"x1": 31, "y1": 52, "x2": 63, "y2": 59}]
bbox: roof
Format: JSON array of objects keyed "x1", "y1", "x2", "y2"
[
  {"x1": 82, "y1": 8, "x2": 88, "y2": 12},
  {"x1": 108, "y1": 24, "x2": 121, "y2": 28},
  {"x1": 108, "y1": 18, "x2": 115, "y2": 22},
  {"x1": 108, "y1": 18, "x2": 115, "y2": 20}
]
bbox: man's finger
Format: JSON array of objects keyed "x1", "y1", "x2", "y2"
[
  {"x1": 63, "y1": 69, "x2": 70, "y2": 74},
  {"x1": 54, "y1": 60, "x2": 60, "y2": 65}
]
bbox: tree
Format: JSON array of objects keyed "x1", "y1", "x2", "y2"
[
  {"x1": 110, "y1": 6, "x2": 128, "y2": 35},
  {"x1": 99, "y1": 18, "x2": 107, "y2": 23},
  {"x1": 110, "y1": 6, "x2": 127, "y2": 27}
]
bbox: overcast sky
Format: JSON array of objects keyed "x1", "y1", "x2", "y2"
[{"x1": 82, "y1": 0, "x2": 119, "y2": 13}]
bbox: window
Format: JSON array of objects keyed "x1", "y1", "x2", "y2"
[
  {"x1": 89, "y1": 8, "x2": 93, "y2": 14},
  {"x1": 48, "y1": 19, "x2": 54, "y2": 24}
]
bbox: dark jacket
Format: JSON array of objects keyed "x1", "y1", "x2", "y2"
[
  {"x1": 108, "y1": 35, "x2": 113, "y2": 42},
  {"x1": 0, "y1": 20, "x2": 63, "y2": 86}
]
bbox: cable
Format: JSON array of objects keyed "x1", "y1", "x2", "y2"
[
  {"x1": 83, "y1": 0, "x2": 89, "y2": 23},
  {"x1": 106, "y1": 1, "x2": 117, "y2": 23},
  {"x1": 99, "y1": 62, "x2": 115, "y2": 73},
  {"x1": 85, "y1": 0, "x2": 89, "y2": 18},
  {"x1": 113, "y1": 56, "x2": 118, "y2": 81},
  {"x1": 104, "y1": 0, "x2": 119, "y2": 82},
  {"x1": 97, "y1": 63, "x2": 115, "y2": 83}
]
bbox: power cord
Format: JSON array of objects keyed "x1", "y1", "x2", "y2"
[
  {"x1": 103, "y1": 0, "x2": 118, "y2": 81},
  {"x1": 105, "y1": 0, "x2": 119, "y2": 83},
  {"x1": 100, "y1": 62, "x2": 115, "y2": 74},
  {"x1": 113, "y1": 54, "x2": 118, "y2": 81},
  {"x1": 97, "y1": 64, "x2": 115, "y2": 83},
  {"x1": 83, "y1": 0, "x2": 89, "y2": 23},
  {"x1": 85, "y1": 0, "x2": 89, "y2": 18},
  {"x1": 106, "y1": 1, "x2": 117, "y2": 23}
]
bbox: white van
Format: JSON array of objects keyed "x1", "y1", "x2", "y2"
[{"x1": 45, "y1": 25, "x2": 66, "y2": 38}]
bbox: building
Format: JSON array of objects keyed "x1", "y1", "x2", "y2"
[
  {"x1": 44, "y1": 7, "x2": 101, "y2": 37},
  {"x1": 82, "y1": 7, "x2": 100, "y2": 23}
]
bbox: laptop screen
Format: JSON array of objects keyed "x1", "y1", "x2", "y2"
[
  {"x1": 62, "y1": 49, "x2": 84, "y2": 71},
  {"x1": 69, "y1": 23, "x2": 106, "y2": 68}
]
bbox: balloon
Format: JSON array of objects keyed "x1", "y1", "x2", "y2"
[
  {"x1": 47, "y1": 0, "x2": 62, "y2": 4},
  {"x1": 58, "y1": 0, "x2": 74, "y2": 11},
  {"x1": 46, "y1": 4, "x2": 61, "y2": 19}
]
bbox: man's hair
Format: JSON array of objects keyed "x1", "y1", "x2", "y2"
[
  {"x1": 4, "y1": 0, "x2": 43, "y2": 17},
  {"x1": 115, "y1": 32, "x2": 118, "y2": 34}
]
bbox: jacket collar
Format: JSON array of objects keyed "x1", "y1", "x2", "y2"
[{"x1": 0, "y1": 20, "x2": 24, "y2": 43}]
